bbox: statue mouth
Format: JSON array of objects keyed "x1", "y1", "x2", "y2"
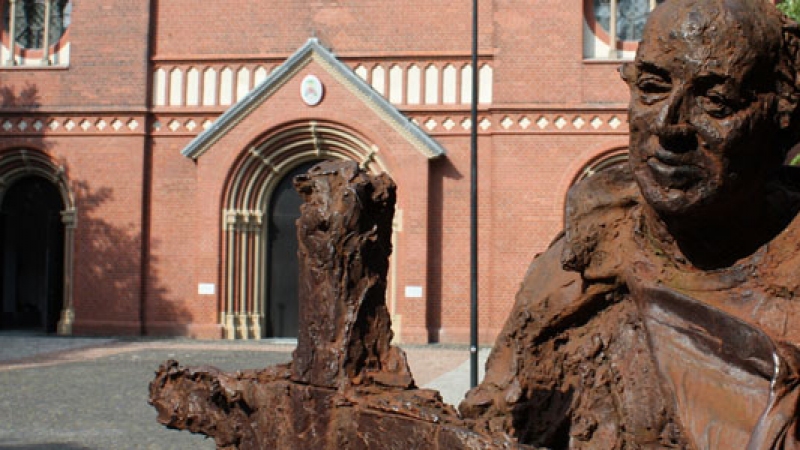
[
  {"x1": 646, "y1": 154, "x2": 703, "y2": 189},
  {"x1": 653, "y1": 147, "x2": 694, "y2": 166}
]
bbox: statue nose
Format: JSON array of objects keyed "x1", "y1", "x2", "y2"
[
  {"x1": 656, "y1": 122, "x2": 697, "y2": 155},
  {"x1": 651, "y1": 89, "x2": 698, "y2": 153},
  {"x1": 655, "y1": 90, "x2": 690, "y2": 129}
]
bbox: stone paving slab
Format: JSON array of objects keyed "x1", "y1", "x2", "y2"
[{"x1": 0, "y1": 334, "x2": 486, "y2": 449}]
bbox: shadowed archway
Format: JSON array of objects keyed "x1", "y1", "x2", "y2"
[
  {"x1": 0, "y1": 149, "x2": 75, "y2": 334},
  {"x1": 0, "y1": 176, "x2": 64, "y2": 332},
  {"x1": 265, "y1": 160, "x2": 321, "y2": 338}
]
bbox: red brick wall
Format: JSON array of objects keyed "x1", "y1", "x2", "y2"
[
  {"x1": 1, "y1": 0, "x2": 646, "y2": 344},
  {"x1": 152, "y1": 1, "x2": 491, "y2": 56},
  {"x1": 2, "y1": 0, "x2": 151, "y2": 108},
  {"x1": 145, "y1": 136, "x2": 221, "y2": 337}
]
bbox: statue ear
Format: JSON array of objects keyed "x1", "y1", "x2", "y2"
[{"x1": 619, "y1": 62, "x2": 636, "y2": 85}]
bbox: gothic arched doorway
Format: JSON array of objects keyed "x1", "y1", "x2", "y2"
[
  {"x1": 0, "y1": 176, "x2": 65, "y2": 332},
  {"x1": 264, "y1": 160, "x2": 321, "y2": 338},
  {"x1": 220, "y1": 121, "x2": 388, "y2": 340}
]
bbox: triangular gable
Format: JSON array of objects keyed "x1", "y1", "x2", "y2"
[{"x1": 181, "y1": 38, "x2": 446, "y2": 160}]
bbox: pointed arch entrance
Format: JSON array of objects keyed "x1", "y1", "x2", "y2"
[
  {"x1": 264, "y1": 160, "x2": 320, "y2": 338},
  {"x1": 221, "y1": 121, "x2": 387, "y2": 339},
  {"x1": 0, "y1": 149, "x2": 75, "y2": 334}
]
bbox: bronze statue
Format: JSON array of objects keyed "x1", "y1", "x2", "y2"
[
  {"x1": 149, "y1": 161, "x2": 524, "y2": 449},
  {"x1": 460, "y1": 0, "x2": 800, "y2": 448},
  {"x1": 150, "y1": 0, "x2": 800, "y2": 448}
]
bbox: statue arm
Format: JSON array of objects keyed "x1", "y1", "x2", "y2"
[{"x1": 459, "y1": 236, "x2": 616, "y2": 429}]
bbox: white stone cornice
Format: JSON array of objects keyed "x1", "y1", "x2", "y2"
[
  {"x1": 180, "y1": 38, "x2": 447, "y2": 161},
  {"x1": 0, "y1": 115, "x2": 146, "y2": 136}
]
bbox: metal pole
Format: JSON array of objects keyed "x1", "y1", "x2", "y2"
[{"x1": 469, "y1": 0, "x2": 480, "y2": 388}]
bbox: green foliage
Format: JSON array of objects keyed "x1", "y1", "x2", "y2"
[{"x1": 778, "y1": 0, "x2": 800, "y2": 23}]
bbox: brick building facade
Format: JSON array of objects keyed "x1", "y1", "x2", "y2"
[{"x1": 0, "y1": 0, "x2": 680, "y2": 343}]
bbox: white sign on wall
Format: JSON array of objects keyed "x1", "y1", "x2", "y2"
[
  {"x1": 300, "y1": 74, "x2": 324, "y2": 106},
  {"x1": 405, "y1": 286, "x2": 423, "y2": 298},
  {"x1": 198, "y1": 283, "x2": 216, "y2": 295}
]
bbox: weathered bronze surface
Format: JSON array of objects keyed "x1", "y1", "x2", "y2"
[
  {"x1": 149, "y1": 161, "x2": 529, "y2": 449},
  {"x1": 461, "y1": 0, "x2": 800, "y2": 448},
  {"x1": 150, "y1": 0, "x2": 800, "y2": 448}
]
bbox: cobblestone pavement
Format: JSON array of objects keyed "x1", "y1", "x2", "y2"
[{"x1": 0, "y1": 332, "x2": 485, "y2": 450}]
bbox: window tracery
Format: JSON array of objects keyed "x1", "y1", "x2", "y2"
[
  {"x1": 585, "y1": 0, "x2": 663, "y2": 59},
  {"x1": 2, "y1": 0, "x2": 72, "y2": 66}
]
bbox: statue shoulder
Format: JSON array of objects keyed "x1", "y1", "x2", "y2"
[{"x1": 561, "y1": 164, "x2": 642, "y2": 275}]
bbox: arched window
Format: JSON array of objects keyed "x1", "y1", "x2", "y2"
[
  {"x1": 572, "y1": 149, "x2": 629, "y2": 187},
  {"x1": 2, "y1": 0, "x2": 72, "y2": 66},
  {"x1": 584, "y1": 0, "x2": 663, "y2": 59}
]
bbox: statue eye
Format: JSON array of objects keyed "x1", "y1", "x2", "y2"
[
  {"x1": 699, "y1": 91, "x2": 734, "y2": 118},
  {"x1": 636, "y1": 74, "x2": 671, "y2": 104}
]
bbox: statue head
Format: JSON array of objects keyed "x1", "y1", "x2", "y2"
[{"x1": 621, "y1": 0, "x2": 800, "y2": 219}]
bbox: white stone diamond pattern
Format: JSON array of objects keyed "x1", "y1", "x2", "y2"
[
  {"x1": 443, "y1": 118, "x2": 455, "y2": 131},
  {"x1": 519, "y1": 117, "x2": 531, "y2": 129},
  {"x1": 64, "y1": 120, "x2": 75, "y2": 131},
  {"x1": 18, "y1": 120, "x2": 28, "y2": 131},
  {"x1": 202, "y1": 120, "x2": 213, "y2": 130},
  {"x1": 609, "y1": 116, "x2": 622, "y2": 129},
  {"x1": 96, "y1": 119, "x2": 107, "y2": 131},
  {"x1": 425, "y1": 119, "x2": 437, "y2": 131},
  {"x1": 536, "y1": 117, "x2": 549, "y2": 129},
  {"x1": 572, "y1": 117, "x2": 585, "y2": 129},
  {"x1": 479, "y1": 118, "x2": 491, "y2": 131},
  {"x1": 461, "y1": 118, "x2": 472, "y2": 130},
  {"x1": 112, "y1": 119, "x2": 123, "y2": 131},
  {"x1": 80, "y1": 120, "x2": 91, "y2": 131},
  {"x1": 128, "y1": 119, "x2": 139, "y2": 131},
  {"x1": 152, "y1": 121, "x2": 162, "y2": 131},
  {"x1": 48, "y1": 120, "x2": 59, "y2": 131},
  {"x1": 3, "y1": 121, "x2": 13, "y2": 132},
  {"x1": 186, "y1": 120, "x2": 197, "y2": 131},
  {"x1": 501, "y1": 116, "x2": 514, "y2": 130},
  {"x1": 590, "y1": 117, "x2": 603, "y2": 129},
  {"x1": 554, "y1": 117, "x2": 567, "y2": 129},
  {"x1": 168, "y1": 120, "x2": 181, "y2": 132},
  {"x1": 33, "y1": 120, "x2": 43, "y2": 131}
]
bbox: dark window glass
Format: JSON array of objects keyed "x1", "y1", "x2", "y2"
[
  {"x1": 593, "y1": 0, "x2": 664, "y2": 42},
  {"x1": 3, "y1": 0, "x2": 72, "y2": 49}
]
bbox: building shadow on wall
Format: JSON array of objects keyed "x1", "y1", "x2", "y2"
[
  {"x1": 73, "y1": 181, "x2": 188, "y2": 335},
  {"x1": 1, "y1": 84, "x2": 47, "y2": 152},
  {"x1": 426, "y1": 157, "x2": 463, "y2": 343},
  {"x1": 1, "y1": 83, "x2": 40, "y2": 108},
  {"x1": 0, "y1": 84, "x2": 189, "y2": 336}
]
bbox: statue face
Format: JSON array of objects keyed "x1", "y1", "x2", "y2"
[{"x1": 624, "y1": 2, "x2": 780, "y2": 217}]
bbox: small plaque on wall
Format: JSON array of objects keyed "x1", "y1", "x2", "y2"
[
  {"x1": 198, "y1": 283, "x2": 216, "y2": 295},
  {"x1": 405, "y1": 286, "x2": 423, "y2": 298},
  {"x1": 301, "y1": 74, "x2": 324, "y2": 106}
]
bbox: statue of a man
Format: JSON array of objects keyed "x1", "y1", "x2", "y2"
[{"x1": 460, "y1": 0, "x2": 800, "y2": 448}]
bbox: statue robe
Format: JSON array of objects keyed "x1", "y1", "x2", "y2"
[{"x1": 460, "y1": 165, "x2": 800, "y2": 449}]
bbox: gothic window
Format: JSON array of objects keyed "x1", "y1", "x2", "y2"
[
  {"x1": 584, "y1": 0, "x2": 663, "y2": 59},
  {"x1": 2, "y1": 0, "x2": 72, "y2": 66}
]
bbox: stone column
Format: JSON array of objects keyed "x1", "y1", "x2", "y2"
[{"x1": 57, "y1": 207, "x2": 76, "y2": 335}]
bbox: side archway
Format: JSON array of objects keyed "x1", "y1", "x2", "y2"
[
  {"x1": 220, "y1": 120, "x2": 388, "y2": 339},
  {"x1": 570, "y1": 147, "x2": 629, "y2": 186},
  {"x1": 0, "y1": 148, "x2": 76, "y2": 334},
  {"x1": 557, "y1": 146, "x2": 629, "y2": 227}
]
